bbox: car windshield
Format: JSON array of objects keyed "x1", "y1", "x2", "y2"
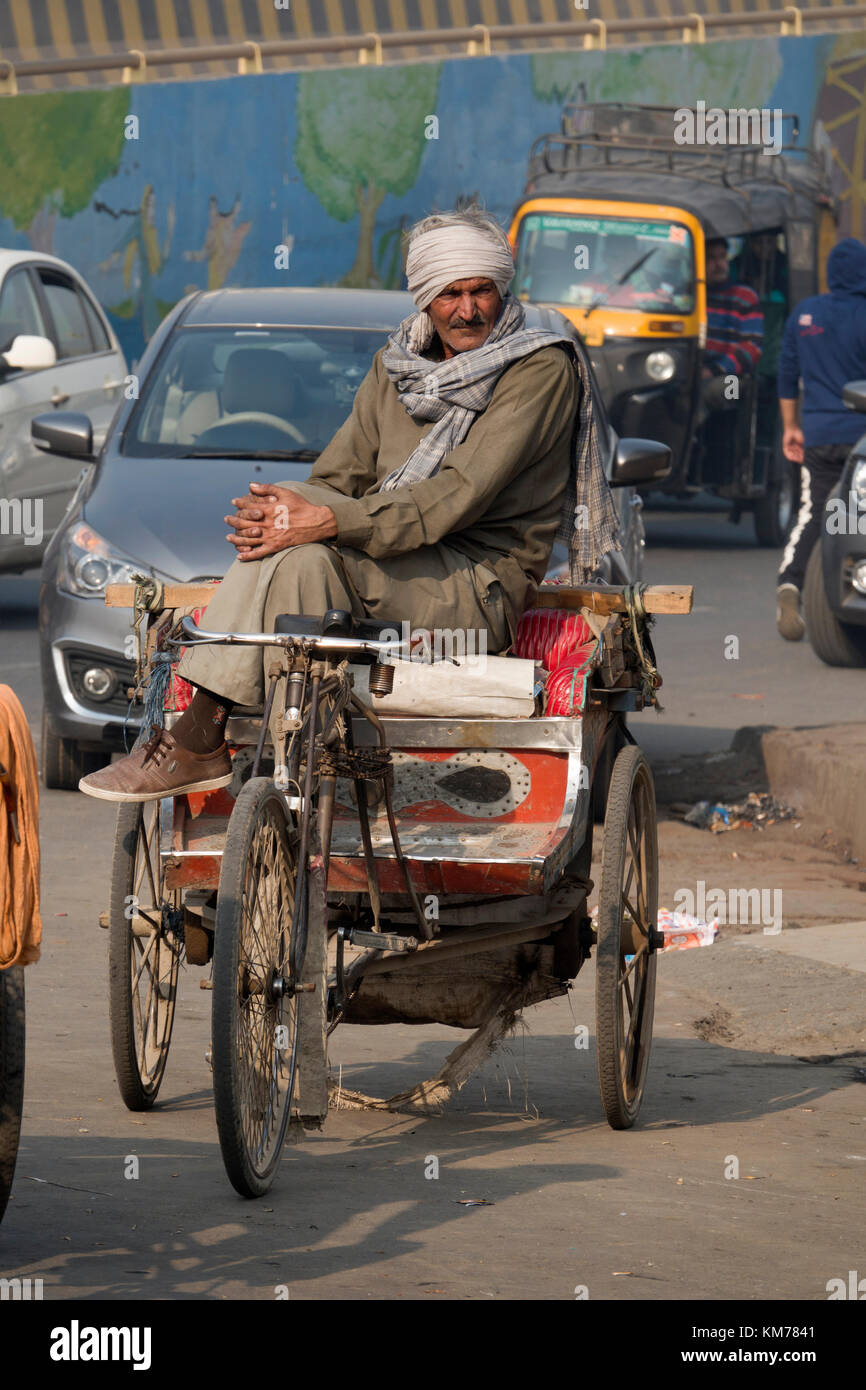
[
  {"x1": 122, "y1": 325, "x2": 389, "y2": 458},
  {"x1": 514, "y1": 213, "x2": 695, "y2": 314}
]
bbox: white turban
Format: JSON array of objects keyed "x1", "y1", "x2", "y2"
[
  {"x1": 406, "y1": 223, "x2": 515, "y2": 310},
  {"x1": 403, "y1": 222, "x2": 515, "y2": 353}
]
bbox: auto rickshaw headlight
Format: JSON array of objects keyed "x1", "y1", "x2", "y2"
[
  {"x1": 851, "y1": 459, "x2": 866, "y2": 509},
  {"x1": 645, "y1": 350, "x2": 676, "y2": 383}
]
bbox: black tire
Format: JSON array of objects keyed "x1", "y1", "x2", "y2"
[
  {"x1": 590, "y1": 721, "x2": 628, "y2": 825},
  {"x1": 41, "y1": 708, "x2": 104, "y2": 791},
  {"x1": 0, "y1": 966, "x2": 25, "y2": 1224},
  {"x1": 754, "y1": 446, "x2": 799, "y2": 547},
  {"x1": 595, "y1": 744, "x2": 659, "y2": 1129},
  {"x1": 108, "y1": 801, "x2": 182, "y2": 1110},
  {"x1": 212, "y1": 778, "x2": 304, "y2": 1199},
  {"x1": 804, "y1": 540, "x2": 866, "y2": 668}
]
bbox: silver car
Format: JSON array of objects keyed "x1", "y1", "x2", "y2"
[
  {"x1": 0, "y1": 250, "x2": 126, "y2": 572},
  {"x1": 36, "y1": 288, "x2": 666, "y2": 788}
]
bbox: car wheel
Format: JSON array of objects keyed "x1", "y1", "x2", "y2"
[
  {"x1": 754, "y1": 445, "x2": 798, "y2": 547},
  {"x1": 803, "y1": 541, "x2": 866, "y2": 668},
  {"x1": 41, "y1": 708, "x2": 105, "y2": 790}
]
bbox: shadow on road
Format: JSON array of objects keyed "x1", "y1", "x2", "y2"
[{"x1": 0, "y1": 1033, "x2": 854, "y2": 1298}]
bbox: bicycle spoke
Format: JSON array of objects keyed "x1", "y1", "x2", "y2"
[
  {"x1": 131, "y1": 929, "x2": 158, "y2": 994},
  {"x1": 137, "y1": 814, "x2": 159, "y2": 906}
]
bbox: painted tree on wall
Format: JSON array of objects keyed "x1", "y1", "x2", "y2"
[
  {"x1": 295, "y1": 64, "x2": 442, "y2": 287},
  {"x1": 531, "y1": 40, "x2": 781, "y2": 112},
  {"x1": 0, "y1": 88, "x2": 129, "y2": 252}
]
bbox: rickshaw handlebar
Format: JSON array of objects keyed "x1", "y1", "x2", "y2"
[{"x1": 170, "y1": 614, "x2": 402, "y2": 657}]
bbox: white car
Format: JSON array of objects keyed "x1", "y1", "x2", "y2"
[{"x1": 0, "y1": 250, "x2": 126, "y2": 572}]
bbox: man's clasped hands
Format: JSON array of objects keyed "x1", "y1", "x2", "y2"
[{"x1": 225, "y1": 481, "x2": 337, "y2": 561}]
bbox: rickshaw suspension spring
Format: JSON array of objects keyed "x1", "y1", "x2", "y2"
[{"x1": 368, "y1": 662, "x2": 394, "y2": 697}]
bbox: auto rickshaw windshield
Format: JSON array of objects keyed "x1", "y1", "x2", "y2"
[{"x1": 513, "y1": 212, "x2": 696, "y2": 316}]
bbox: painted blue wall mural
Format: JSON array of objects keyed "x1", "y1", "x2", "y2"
[{"x1": 0, "y1": 31, "x2": 862, "y2": 366}]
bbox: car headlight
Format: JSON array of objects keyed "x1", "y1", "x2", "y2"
[
  {"x1": 645, "y1": 350, "x2": 676, "y2": 383},
  {"x1": 57, "y1": 521, "x2": 141, "y2": 598},
  {"x1": 851, "y1": 459, "x2": 866, "y2": 509}
]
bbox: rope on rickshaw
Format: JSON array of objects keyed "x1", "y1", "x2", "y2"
[
  {"x1": 121, "y1": 574, "x2": 176, "y2": 750},
  {"x1": 622, "y1": 582, "x2": 664, "y2": 711}
]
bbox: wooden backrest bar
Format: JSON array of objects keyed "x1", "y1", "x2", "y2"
[
  {"x1": 105, "y1": 580, "x2": 693, "y2": 615},
  {"x1": 533, "y1": 584, "x2": 693, "y2": 615},
  {"x1": 105, "y1": 582, "x2": 220, "y2": 609}
]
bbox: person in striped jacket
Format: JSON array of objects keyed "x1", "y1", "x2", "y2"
[{"x1": 701, "y1": 237, "x2": 764, "y2": 412}]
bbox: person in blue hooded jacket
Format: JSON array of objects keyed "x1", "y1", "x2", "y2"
[{"x1": 776, "y1": 237, "x2": 866, "y2": 640}]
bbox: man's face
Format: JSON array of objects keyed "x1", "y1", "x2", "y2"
[
  {"x1": 426, "y1": 277, "x2": 503, "y2": 357},
  {"x1": 705, "y1": 240, "x2": 730, "y2": 286},
  {"x1": 749, "y1": 233, "x2": 776, "y2": 262}
]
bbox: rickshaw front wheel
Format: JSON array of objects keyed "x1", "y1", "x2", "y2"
[
  {"x1": 212, "y1": 777, "x2": 303, "y2": 1199},
  {"x1": 595, "y1": 744, "x2": 659, "y2": 1129}
]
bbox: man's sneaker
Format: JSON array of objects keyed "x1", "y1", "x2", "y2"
[
  {"x1": 776, "y1": 583, "x2": 806, "y2": 641},
  {"x1": 79, "y1": 725, "x2": 232, "y2": 802}
]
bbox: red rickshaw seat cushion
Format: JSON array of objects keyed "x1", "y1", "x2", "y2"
[{"x1": 513, "y1": 608, "x2": 598, "y2": 717}]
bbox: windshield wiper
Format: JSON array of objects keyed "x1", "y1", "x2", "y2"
[
  {"x1": 582, "y1": 247, "x2": 659, "y2": 320},
  {"x1": 179, "y1": 449, "x2": 320, "y2": 460}
]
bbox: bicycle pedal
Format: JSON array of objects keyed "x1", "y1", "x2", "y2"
[{"x1": 346, "y1": 928, "x2": 418, "y2": 953}]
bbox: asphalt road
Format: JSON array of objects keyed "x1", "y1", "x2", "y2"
[
  {"x1": 633, "y1": 498, "x2": 866, "y2": 757},
  {"x1": 1, "y1": 508, "x2": 864, "y2": 1304}
]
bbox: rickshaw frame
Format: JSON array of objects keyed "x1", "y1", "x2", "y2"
[{"x1": 101, "y1": 580, "x2": 691, "y2": 1197}]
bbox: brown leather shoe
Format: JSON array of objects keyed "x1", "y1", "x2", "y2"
[{"x1": 78, "y1": 725, "x2": 233, "y2": 803}]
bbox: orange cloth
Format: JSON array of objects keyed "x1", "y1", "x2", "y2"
[{"x1": 0, "y1": 685, "x2": 41, "y2": 967}]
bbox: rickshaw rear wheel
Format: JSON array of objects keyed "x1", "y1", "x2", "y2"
[
  {"x1": 595, "y1": 744, "x2": 658, "y2": 1129},
  {"x1": 212, "y1": 777, "x2": 303, "y2": 1199},
  {"x1": 108, "y1": 800, "x2": 182, "y2": 1110},
  {"x1": 0, "y1": 965, "x2": 25, "y2": 1223}
]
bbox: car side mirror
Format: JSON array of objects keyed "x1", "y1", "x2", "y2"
[
  {"x1": 612, "y1": 437, "x2": 672, "y2": 486},
  {"x1": 0, "y1": 334, "x2": 57, "y2": 372},
  {"x1": 32, "y1": 412, "x2": 95, "y2": 460},
  {"x1": 843, "y1": 380, "x2": 866, "y2": 414}
]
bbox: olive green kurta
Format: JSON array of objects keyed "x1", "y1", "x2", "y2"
[
  {"x1": 177, "y1": 342, "x2": 578, "y2": 709},
  {"x1": 297, "y1": 343, "x2": 579, "y2": 633}
]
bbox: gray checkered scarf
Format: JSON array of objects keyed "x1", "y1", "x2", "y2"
[{"x1": 379, "y1": 294, "x2": 620, "y2": 581}]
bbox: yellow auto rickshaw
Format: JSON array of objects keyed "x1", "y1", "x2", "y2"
[{"x1": 509, "y1": 103, "x2": 837, "y2": 545}]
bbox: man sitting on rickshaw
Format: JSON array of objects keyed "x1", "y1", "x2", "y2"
[{"x1": 80, "y1": 207, "x2": 619, "y2": 803}]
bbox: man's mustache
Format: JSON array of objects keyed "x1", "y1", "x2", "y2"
[{"x1": 448, "y1": 315, "x2": 485, "y2": 328}]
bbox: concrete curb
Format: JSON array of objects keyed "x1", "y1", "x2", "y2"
[
  {"x1": 732, "y1": 921, "x2": 866, "y2": 973},
  {"x1": 762, "y1": 722, "x2": 866, "y2": 862}
]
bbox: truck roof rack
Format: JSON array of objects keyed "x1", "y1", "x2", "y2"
[
  {"x1": 526, "y1": 102, "x2": 828, "y2": 200},
  {"x1": 560, "y1": 101, "x2": 801, "y2": 149}
]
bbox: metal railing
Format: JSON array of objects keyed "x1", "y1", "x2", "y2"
[{"x1": 1, "y1": 5, "x2": 865, "y2": 93}]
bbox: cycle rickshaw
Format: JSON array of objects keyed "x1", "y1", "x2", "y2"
[{"x1": 102, "y1": 577, "x2": 691, "y2": 1198}]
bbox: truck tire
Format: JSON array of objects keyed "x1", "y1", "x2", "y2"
[
  {"x1": 754, "y1": 445, "x2": 798, "y2": 547},
  {"x1": 41, "y1": 708, "x2": 103, "y2": 790},
  {"x1": 804, "y1": 541, "x2": 866, "y2": 667}
]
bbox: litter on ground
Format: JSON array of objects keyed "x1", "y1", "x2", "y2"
[{"x1": 674, "y1": 791, "x2": 796, "y2": 833}]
